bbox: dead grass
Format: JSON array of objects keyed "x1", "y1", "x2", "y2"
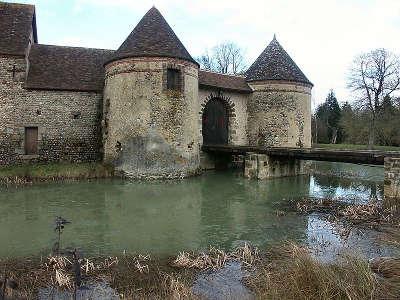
[
  {"x1": 246, "y1": 242, "x2": 400, "y2": 300},
  {"x1": 293, "y1": 197, "x2": 399, "y2": 229},
  {"x1": 0, "y1": 254, "x2": 196, "y2": 300},
  {"x1": 0, "y1": 162, "x2": 114, "y2": 186},
  {"x1": 172, "y1": 243, "x2": 259, "y2": 270},
  {"x1": 1, "y1": 243, "x2": 399, "y2": 299}
]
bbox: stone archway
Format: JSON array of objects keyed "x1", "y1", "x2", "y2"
[{"x1": 199, "y1": 91, "x2": 237, "y2": 145}]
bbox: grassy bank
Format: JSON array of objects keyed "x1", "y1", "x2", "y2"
[
  {"x1": 313, "y1": 143, "x2": 400, "y2": 152},
  {"x1": 0, "y1": 162, "x2": 114, "y2": 185}
]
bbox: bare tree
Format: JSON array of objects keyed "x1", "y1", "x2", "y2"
[
  {"x1": 347, "y1": 48, "x2": 400, "y2": 148},
  {"x1": 197, "y1": 49, "x2": 214, "y2": 71},
  {"x1": 197, "y1": 42, "x2": 247, "y2": 74}
]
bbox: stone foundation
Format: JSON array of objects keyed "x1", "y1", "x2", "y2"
[
  {"x1": 244, "y1": 152, "x2": 305, "y2": 179},
  {"x1": 384, "y1": 157, "x2": 400, "y2": 202}
]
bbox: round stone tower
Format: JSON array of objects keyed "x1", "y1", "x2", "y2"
[
  {"x1": 102, "y1": 7, "x2": 200, "y2": 179},
  {"x1": 246, "y1": 36, "x2": 313, "y2": 148}
]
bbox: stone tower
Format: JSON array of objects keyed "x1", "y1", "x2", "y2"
[
  {"x1": 246, "y1": 36, "x2": 313, "y2": 148},
  {"x1": 102, "y1": 7, "x2": 200, "y2": 179}
]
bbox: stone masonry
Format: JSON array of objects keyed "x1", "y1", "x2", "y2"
[
  {"x1": 384, "y1": 157, "x2": 400, "y2": 201},
  {"x1": 0, "y1": 56, "x2": 102, "y2": 165},
  {"x1": 103, "y1": 57, "x2": 200, "y2": 178},
  {"x1": 244, "y1": 152, "x2": 305, "y2": 180}
]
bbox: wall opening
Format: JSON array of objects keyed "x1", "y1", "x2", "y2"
[
  {"x1": 202, "y1": 98, "x2": 229, "y2": 145},
  {"x1": 167, "y1": 68, "x2": 181, "y2": 91},
  {"x1": 25, "y1": 127, "x2": 38, "y2": 155}
]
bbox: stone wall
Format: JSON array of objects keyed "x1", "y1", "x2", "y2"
[
  {"x1": 246, "y1": 81, "x2": 312, "y2": 148},
  {"x1": 384, "y1": 157, "x2": 400, "y2": 201},
  {"x1": 103, "y1": 57, "x2": 200, "y2": 179},
  {"x1": 0, "y1": 56, "x2": 103, "y2": 165}
]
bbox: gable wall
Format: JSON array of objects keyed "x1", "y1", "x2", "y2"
[{"x1": 0, "y1": 56, "x2": 103, "y2": 165}]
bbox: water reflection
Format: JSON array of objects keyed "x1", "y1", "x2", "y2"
[{"x1": 0, "y1": 162, "x2": 389, "y2": 259}]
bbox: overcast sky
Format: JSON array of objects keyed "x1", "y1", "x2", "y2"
[{"x1": 9, "y1": 0, "x2": 400, "y2": 108}]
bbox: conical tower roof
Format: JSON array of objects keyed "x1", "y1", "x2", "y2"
[
  {"x1": 108, "y1": 7, "x2": 198, "y2": 65},
  {"x1": 246, "y1": 36, "x2": 312, "y2": 85}
]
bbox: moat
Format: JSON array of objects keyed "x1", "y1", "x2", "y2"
[{"x1": 0, "y1": 162, "x2": 391, "y2": 259}]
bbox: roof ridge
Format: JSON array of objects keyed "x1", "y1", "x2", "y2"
[
  {"x1": 199, "y1": 69, "x2": 246, "y2": 78},
  {"x1": 33, "y1": 43, "x2": 114, "y2": 52}
]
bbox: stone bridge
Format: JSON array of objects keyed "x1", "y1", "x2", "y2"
[{"x1": 202, "y1": 145, "x2": 400, "y2": 201}]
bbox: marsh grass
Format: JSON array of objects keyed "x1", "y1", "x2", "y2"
[
  {"x1": 0, "y1": 254, "x2": 196, "y2": 300},
  {"x1": 246, "y1": 243, "x2": 400, "y2": 300},
  {"x1": 1, "y1": 242, "x2": 400, "y2": 299},
  {"x1": 0, "y1": 162, "x2": 114, "y2": 186},
  {"x1": 291, "y1": 197, "x2": 399, "y2": 228}
]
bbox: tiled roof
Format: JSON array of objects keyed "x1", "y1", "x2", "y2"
[
  {"x1": 26, "y1": 44, "x2": 114, "y2": 91},
  {"x1": 109, "y1": 7, "x2": 198, "y2": 66},
  {"x1": 0, "y1": 2, "x2": 37, "y2": 56},
  {"x1": 199, "y1": 70, "x2": 252, "y2": 93},
  {"x1": 246, "y1": 36, "x2": 312, "y2": 86}
]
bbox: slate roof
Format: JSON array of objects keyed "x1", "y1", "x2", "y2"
[
  {"x1": 0, "y1": 2, "x2": 37, "y2": 56},
  {"x1": 109, "y1": 7, "x2": 198, "y2": 66},
  {"x1": 199, "y1": 70, "x2": 252, "y2": 93},
  {"x1": 245, "y1": 36, "x2": 312, "y2": 86},
  {"x1": 26, "y1": 44, "x2": 114, "y2": 91}
]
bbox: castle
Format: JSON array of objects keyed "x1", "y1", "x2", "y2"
[{"x1": 0, "y1": 2, "x2": 313, "y2": 179}]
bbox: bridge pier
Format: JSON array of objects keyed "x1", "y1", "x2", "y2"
[
  {"x1": 244, "y1": 152, "x2": 306, "y2": 180},
  {"x1": 384, "y1": 157, "x2": 400, "y2": 204}
]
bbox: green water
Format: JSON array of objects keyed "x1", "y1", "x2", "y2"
[{"x1": 0, "y1": 162, "x2": 384, "y2": 258}]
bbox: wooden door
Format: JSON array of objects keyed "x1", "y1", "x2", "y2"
[
  {"x1": 25, "y1": 127, "x2": 38, "y2": 155},
  {"x1": 202, "y1": 99, "x2": 228, "y2": 145}
]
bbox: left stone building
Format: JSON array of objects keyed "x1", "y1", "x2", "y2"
[{"x1": 0, "y1": 2, "x2": 313, "y2": 179}]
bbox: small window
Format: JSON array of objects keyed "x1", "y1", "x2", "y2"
[
  {"x1": 167, "y1": 68, "x2": 181, "y2": 91},
  {"x1": 25, "y1": 127, "x2": 38, "y2": 155}
]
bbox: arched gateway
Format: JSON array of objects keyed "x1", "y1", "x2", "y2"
[{"x1": 202, "y1": 98, "x2": 229, "y2": 145}]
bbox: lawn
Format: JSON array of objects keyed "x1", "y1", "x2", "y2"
[{"x1": 313, "y1": 143, "x2": 400, "y2": 152}]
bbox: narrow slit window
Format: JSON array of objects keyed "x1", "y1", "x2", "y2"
[
  {"x1": 167, "y1": 68, "x2": 180, "y2": 91},
  {"x1": 25, "y1": 127, "x2": 38, "y2": 155}
]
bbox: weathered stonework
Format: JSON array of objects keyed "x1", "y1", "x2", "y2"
[
  {"x1": 102, "y1": 57, "x2": 200, "y2": 178},
  {"x1": 384, "y1": 157, "x2": 400, "y2": 201},
  {"x1": 244, "y1": 152, "x2": 306, "y2": 180},
  {"x1": 246, "y1": 81, "x2": 312, "y2": 148},
  {"x1": 0, "y1": 56, "x2": 102, "y2": 165}
]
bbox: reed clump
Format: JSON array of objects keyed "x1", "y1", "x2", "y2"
[{"x1": 172, "y1": 243, "x2": 259, "y2": 270}]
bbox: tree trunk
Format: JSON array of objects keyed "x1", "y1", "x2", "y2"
[
  {"x1": 330, "y1": 128, "x2": 338, "y2": 144},
  {"x1": 368, "y1": 117, "x2": 376, "y2": 149}
]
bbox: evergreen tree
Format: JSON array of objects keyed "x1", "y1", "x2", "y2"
[{"x1": 315, "y1": 90, "x2": 342, "y2": 144}]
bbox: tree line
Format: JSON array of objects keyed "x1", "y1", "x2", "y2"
[
  {"x1": 313, "y1": 91, "x2": 400, "y2": 146},
  {"x1": 313, "y1": 48, "x2": 400, "y2": 148}
]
